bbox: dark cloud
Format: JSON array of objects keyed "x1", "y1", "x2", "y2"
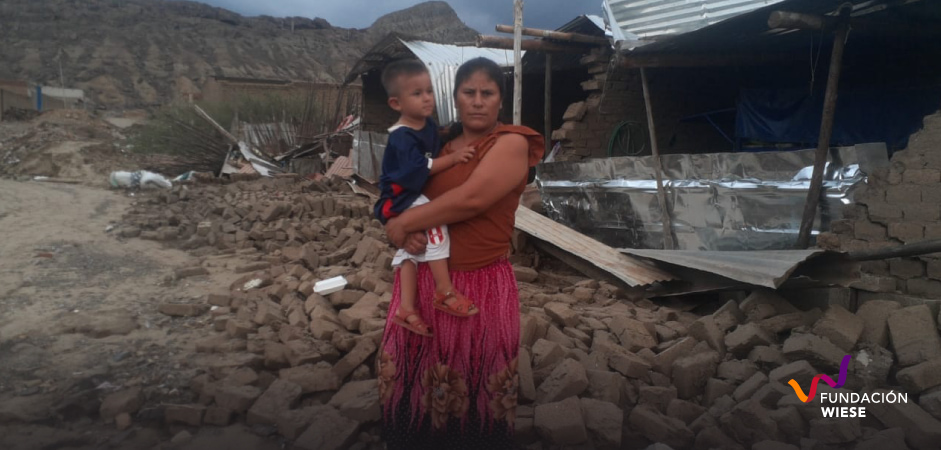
[{"x1": 192, "y1": 0, "x2": 597, "y2": 33}]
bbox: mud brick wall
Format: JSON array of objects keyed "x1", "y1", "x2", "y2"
[
  {"x1": 820, "y1": 110, "x2": 941, "y2": 298},
  {"x1": 550, "y1": 50, "x2": 737, "y2": 161}
]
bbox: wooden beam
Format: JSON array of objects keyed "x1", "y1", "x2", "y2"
[
  {"x1": 194, "y1": 104, "x2": 239, "y2": 145},
  {"x1": 544, "y1": 53, "x2": 552, "y2": 157},
  {"x1": 620, "y1": 52, "x2": 803, "y2": 69},
  {"x1": 513, "y1": 0, "x2": 523, "y2": 126},
  {"x1": 476, "y1": 35, "x2": 594, "y2": 54},
  {"x1": 796, "y1": 9, "x2": 851, "y2": 249},
  {"x1": 640, "y1": 68, "x2": 676, "y2": 250},
  {"x1": 768, "y1": 9, "x2": 937, "y2": 36},
  {"x1": 495, "y1": 24, "x2": 609, "y2": 45}
]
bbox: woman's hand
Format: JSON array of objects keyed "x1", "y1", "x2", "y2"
[{"x1": 386, "y1": 218, "x2": 427, "y2": 254}]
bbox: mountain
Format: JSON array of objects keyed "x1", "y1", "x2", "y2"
[{"x1": 0, "y1": 0, "x2": 478, "y2": 108}]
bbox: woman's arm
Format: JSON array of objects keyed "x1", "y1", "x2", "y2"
[{"x1": 385, "y1": 133, "x2": 529, "y2": 245}]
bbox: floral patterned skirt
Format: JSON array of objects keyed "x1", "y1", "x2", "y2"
[{"x1": 378, "y1": 258, "x2": 520, "y2": 449}]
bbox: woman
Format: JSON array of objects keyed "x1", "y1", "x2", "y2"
[{"x1": 378, "y1": 57, "x2": 544, "y2": 449}]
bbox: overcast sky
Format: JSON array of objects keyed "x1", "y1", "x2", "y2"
[{"x1": 195, "y1": 0, "x2": 600, "y2": 33}]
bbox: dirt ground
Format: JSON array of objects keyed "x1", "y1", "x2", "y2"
[{"x1": 0, "y1": 117, "x2": 283, "y2": 449}]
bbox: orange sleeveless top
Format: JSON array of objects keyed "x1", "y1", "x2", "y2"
[{"x1": 423, "y1": 125, "x2": 545, "y2": 271}]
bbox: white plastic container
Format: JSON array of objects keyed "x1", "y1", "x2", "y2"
[{"x1": 314, "y1": 276, "x2": 348, "y2": 295}]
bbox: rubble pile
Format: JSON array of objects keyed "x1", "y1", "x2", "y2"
[{"x1": 112, "y1": 176, "x2": 941, "y2": 450}]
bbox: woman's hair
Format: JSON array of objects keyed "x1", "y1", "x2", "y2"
[{"x1": 444, "y1": 57, "x2": 506, "y2": 143}]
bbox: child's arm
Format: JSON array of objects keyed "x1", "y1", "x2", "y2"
[{"x1": 428, "y1": 146, "x2": 475, "y2": 175}]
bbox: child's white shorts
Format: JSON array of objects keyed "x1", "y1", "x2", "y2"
[{"x1": 391, "y1": 195, "x2": 450, "y2": 267}]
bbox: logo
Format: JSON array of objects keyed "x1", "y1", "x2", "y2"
[{"x1": 787, "y1": 355, "x2": 851, "y2": 402}]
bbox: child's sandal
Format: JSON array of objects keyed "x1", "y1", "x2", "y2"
[
  {"x1": 432, "y1": 291, "x2": 480, "y2": 317},
  {"x1": 392, "y1": 308, "x2": 433, "y2": 337}
]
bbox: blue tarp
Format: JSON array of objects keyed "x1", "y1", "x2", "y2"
[{"x1": 736, "y1": 86, "x2": 941, "y2": 151}]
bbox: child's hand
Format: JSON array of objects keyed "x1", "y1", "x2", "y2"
[{"x1": 451, "y1": 146, "x2": 475, "y2": 164}]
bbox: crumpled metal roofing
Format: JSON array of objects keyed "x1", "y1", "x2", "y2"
[{"x1": 603, "y1": 0, "x2": 786, "y2": 43}]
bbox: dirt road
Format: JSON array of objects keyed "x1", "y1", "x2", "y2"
[{"x1": 0, "y1": 179, "x2": 279, "y2": 449}]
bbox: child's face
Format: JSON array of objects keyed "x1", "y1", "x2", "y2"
[{"x1": 390, "y1": 72, "x2": 435, "y2": 121}]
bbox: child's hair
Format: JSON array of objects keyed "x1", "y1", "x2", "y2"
[{"x1": 381, "y1": 59, "x2": 429, "y2": 97}]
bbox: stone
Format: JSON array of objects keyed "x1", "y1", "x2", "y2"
[
  {"x1": 688, "y1": 316, "x2": 726, "y2": 354},
  {"x1": 158, "y1": 302, "x2": 210, "y2": 317},
  {"x1": 534, "y1": 396, "x2": 588, "y2": 445},
  {"x1": 897, "y1": 358, "x2": 941, "y2": 393},
  {"x1": 164, "y1": 404, "x2": 205, "y2": 426},
  {"x1": 809, "y1": 417, "x2": 861, "y2": 444},
  {"x1": 170, "y1": 431, "x2": 193, "y2": 446},
  {"x1": 748, "y1": 345, "x2": 787, "y2": 368},
  {"x1": 704, "y1": 378, "x2": 736, "y2": 405},
  {"x1": 888, "y1": 305, "x2": 941, "y2": 366},
  {"x1": 100, "y1": 387, "x2": 143, "y2": 421},
  {"x1": 537, "y1": 358, "x2": 589, "y2": 404},
  {"x1": 920, "y1": 390, "x2": 941, "y2": 421},
  {"x1": 203, "y1": 406, "x2": 235, "y2": 426},
  {"x1": 247, "y1": 379, "x2": 302, "y2": 425},
  {"x1": 716, "y1": 359, "x2": 759, "y2": 383},
  {"x1": 279, "y1": 365, "x2": 341, "y2": 394},
  {"x1": 329, "y1": 289, "x2": 366, "y2": 308},
  {"x1": 665, "y1": 399, "x2": 705, "y2": 426},
  {"x1": 207, "y1": 292, "x2": 232, "y2": 307},
  {"x1": 514, "y1": 266, "x2": 539, "y2": 283},
  {"x1": 579, "y1": 398, "x2": 622, "y2": 449},
  {"x1": 114, "y1": 412, "x2": 132, "y2": 430},
  {"x1": 214, "y1": 385, "x2": 263, "y2": 412},
  {"x1": 545, "y1": 302, "x2": 580, "y2": 328},
  {"x1": 732, "y1": 372, "x2": 767, "y2": 402},
  {"x1": 328, "y1": 380, "x2": 381, "y2": 422},
  {"x1": 672, "y1": 351, "x2": 720, "y2": 399},
  {"x1": 713, "y1": 300, "x2": 746, "y2": 332},
  {"x1": 175, "y1": 266, "x2": 209, "y2": 279},
  {"x1": 226, "y1": 319, "x2": 255, "y2": 339},
  {"x1": 812, "y1": 305, "x2": 864, "y2": 352},
  {"x1": 725, "y1": 324, "x2": 776, "y2": 356},
  {"x1": 532, "y1": 339, "x2": 566, "y2": 370},
  {"x1": 856, "y1": 300, "x2": 902, "y2": 347},
  {"x1": 332, "y1": 337, "x2": 378, "y2": 381},
  {"x1": 585, "y1": 370, "x2": 622, "y2": 404},
  {"x1": 286, "y1": 338, "x2": 340, "y2": 367},
  {"x1": 651, "y1": 337, "x2": 698, "y2": 378},
  {"x1": 609, "y1": 316, "x2": 658, "y2": 352},
  {"x1": 768, "y1": 360, "x2": 817, "y2": 386},
  {"x1": 294, "y1": 406, "x2": 361, "y2": 450},
  {"x1": 782, "y1": 333, "x2": 845, "y2": 371},
  {"x1": 718, "y1": 399, "x2": 780, "y2": 446},
  {"x1": 638, "y1": 386, "x2": 677, "y2": 415},
  {"x1": 519, "y1": 348, "x2": 537, "y2": 402},
  {"x1": 627, "y1": 406, "x2": 694, "y2": 450},
  {"x1": 866, "y1": 391, "x2": 941, "y2": 450},
  {"x1": 607, "y1": 348, "x2": 652, "y2": 379},
  {"x1": 337, "y1": 292, "x2": 382, "y2": 331},
  {"x1": 759, "y1": 313, "x2": 813, "y2": 334},
  {"x1": 235, "y1": 261, "x2": 271, "y2": 274}
]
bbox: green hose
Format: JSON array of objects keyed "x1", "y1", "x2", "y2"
[{"x1": 607, "y1": 121, "x2": 648, "y2": 157}]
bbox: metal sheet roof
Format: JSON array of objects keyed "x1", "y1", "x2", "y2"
[
  {"x1": 604, "y1": 0, "x2": 786, "y2": 43},
  {"x1": 515, "y1": 206, "x2": 676, "y2": 287},
  {"x1": 620, "y1": 248, "x2": 857, "y2": 289}
]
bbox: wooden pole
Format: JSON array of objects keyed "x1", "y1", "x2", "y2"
[
  {"x1": 513, "y1": 0, "x2": 523, "y2": 126},
  {"x1": 640, "y1": 68, "x2": 676, "y2": 250},
  {"x1": 795, "y1": 11, "x2": 851, "y2": 249},
  {"x1": 194, "y1": 104, "x2": 239, "y2": 145},
  {"x1": 476, "y1": 35, "x2": 592, "y2": 54},
  {"x1": 544, "y1": 53, "x2": 552, "y2": 157},
  {"x1": 495, "y1": 24, "x2": 609, "y2": 45}
]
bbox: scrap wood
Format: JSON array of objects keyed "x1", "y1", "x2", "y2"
[{"x1": 513, "y1": 205, "x2": 675, "y2": 287}]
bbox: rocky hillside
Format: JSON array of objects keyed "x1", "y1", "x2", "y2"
[{"x1": 0, "y1": 0, "x2": 478, "y2": 108}]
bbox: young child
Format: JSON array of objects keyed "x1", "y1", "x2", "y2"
[{"x1": 374, "y1": 59, "x2": 480, "y2": 337}]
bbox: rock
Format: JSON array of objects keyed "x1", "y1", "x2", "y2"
[
  {"x1": 867, "y1": 390, "x2": 941, "y2": 450},
  {"x1": 740, "y1": 289, "x2": 798, "y2": 321},
  {"x1": 769, "y1": 406, "x2": 806, "y2": 444},
  {"x1": 607, "y1": 348, "x2": 652, "y2": 379},
  {"x1": 532, "y1": 339, "x2": 566, "y2": 370},
  {"x1": 170, "y1": 431, "x2": 193, "y2": 446},
  {"x1": 888, "y1": 305, "x2": 941, "y2": 367},
  {"x1": 203, "y1": 406, "x2": 235, "y2": 426},
  {"x1": 782, "y1": 333, "x2": 845, "y2": 371},
  {"x1": 713, "y1": 300, "x2": 746, "y2": 332},
  {"x1": 327, "y1": 380, "x2": 381, "y2": 422},
  {"x1": 164, "y1": 404, "x2": 205, "y2": 426},
  {"x1": 609, "y1": 316, "x2": 658, "y2": 352},
  {"x1": 278, "y1": 405, "x2": 332, "y2": 440},
  {"x1": 628, "y1": 406, "x2": 694, "y2": 450},
  {"x1": 57, "y1": 310, "x2": 139, "y2": 338},
  {"x1": 718, "y1": 399, "x2": 780, "y2": 446},
  {"x1": 332, "y1": 338, "x2": 378, "y2": 381},
  {"x1": 732, "y1": 372, "x2": 768, "y2": 402},
  {"x1": 585, "y1": 370, "x2": 623, "y2": 404},
  {"x1": 515, "y1": 266, "x2": 539, "y2": 283},
  {"x1": 545, "y1": 302, "x2": 580, "y2": 328},
  {"x1": 207, "y1": 292, "x2": 232, "y2": 307},
  {"x1": 769, "y1": 360, "x2": 817, "y2": 386},
  {"x1": 665, "y1": 398, "x2": 705, "y2": 426},
  {"x1": 294, "y1": 406, "x2": 361, "y2": 450},
  {"x1": 688, "y1": 316, "x2": 726, "y2": 354},
  {"x1": 652, "y1": 337, "x2": 698, "y2": 378},
  {"x1": 537, "y1": 358, "x2": 589, "y2": 404},
  {"x1": 579, "y1": 398, "x2": 622, "y2": 449},
  {"x1": 175, "y1": 266, "x2": 209, "y2": 279},
  {"x1": 809, "y1": 417, "x2": 861, "y2": 444},
  {"x1": 214, "y1": 385, "x2": 263, "y2": 412},
  {"x1": 329, "y1": 289, "x2": 366, "y2": 308},
  {"x1": 337, "y1": 292, "x2": 382, "y2": 331},
  {"x1": 856, "y1": 300, "x2": 901, "y2": 347},
  {"x1": 897, "y1": 358, "x2": 941, "y2": 393},
  {"x1": 812, "y1": 305, "x2": 864, "y2": 352},
  {"x1": 247, "y1": 379, "x2": 302, "y2": 425},
  {"x1": 518, "y1": 348, "x2": 537, "y2": 402},
  {"x1": 725, "y1": 323, "x2": 776, "y2": 356},
  {"x1": 704, "y1": 378, "x2": 736, "y2": 405},
  {"x1": 279, "y1": 365, "x2": 341, "y2": 394},
  {"x1": 114, "y1": 412, "x2": 132, "y2": 430},
  {"x1": 672, "y1": 351, "x2": 720, "y2": 399},
  {"x1": 100, "y1": 388, "x2": 143, "y2": 421},
  {"x1": 716, "y1": 359, "x2": 759, "y2": 383},
  {"x1": 639, "y1": 386, "x2": 677, "y2": 414},
  {"x1": 920, "y1": 390, "x2": 941, "y2": 421},
  {"x1": 534, "y1": 396, "x2": 588, "y2": 445},
  {"x1": 748, "y1": 345, "x2": 787, "y2": 368}
]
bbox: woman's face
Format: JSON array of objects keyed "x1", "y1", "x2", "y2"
[{"x1": 455, "y1": 70, "x2": 502, "y2": 133}]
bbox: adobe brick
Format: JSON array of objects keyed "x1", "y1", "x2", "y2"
[
  {"x1": 907, "y1": 278, "x2": 941, "y2": 298},
  {"x1": 904, "y1": 204, "x2": 941, "y2": 221},
  {"x1": 890, "y1": 258, "x2": 925, "y2": 279},
  {"x1": 886, "y1": 185, "x2": 922, "y2": 204},
  {"x1": 867, "y1": 203, "x2": 903, "y2": 222},
  {"x1": 888, "y1": 222, "x2": 924, "y2": 242},
  {"x1": 855, "y1": 221, "x2": 887, "y2": 241},
  {"x1": 904, "y1": 168, "x2": 941, "y2": 185}
]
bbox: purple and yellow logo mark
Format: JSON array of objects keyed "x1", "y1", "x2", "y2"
[{"x1": 788, "y1": 355, "x2": 852, "y2": 402}]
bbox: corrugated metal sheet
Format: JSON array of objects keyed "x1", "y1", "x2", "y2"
[
  {"x1": 325, "y1": 156, "x2": 354, "y2": 179},
  {"x1": 604, "y1": 0, "x2": 786, "y2": 41},
  {"x1": 402, "y1": 40, "x2": 518, "y2": 125},
  {"x1": 620, "y1": 248, "x2": 857, "y2": 289},
  {"x1": 515, "y1": 206, "x2": 675, "y2": 287}
]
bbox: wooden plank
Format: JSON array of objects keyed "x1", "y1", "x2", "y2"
[
  {"x1": 640, "y1": 68, "x2": 676, "y2": 250},
  {"x1": 476, "y1": 35, "x2": 593, "y2": 54},
  {"x1": 514, "y1": 205, "x2": 675, "y2": 287},
  {"x1": 544, "y1": 53, "x2": 552, "y2": 157},
  {"x1": 194, "y1": 104, "x2": 239, "y2": 145},
  {"x1": 495, "y1": 24, "x2": 609, "y2": 45}
]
